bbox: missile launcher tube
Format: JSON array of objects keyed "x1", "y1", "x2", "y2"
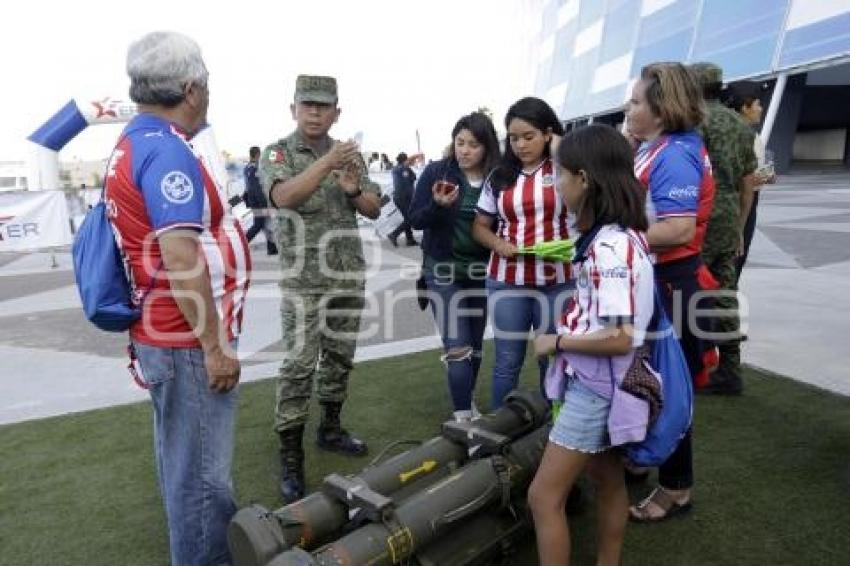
[
  {"x1": 228, "y1": 392, "x2": 550, "y2": 565},
  {"x1": 266, "y1": 426, "x2": 549, "y2": 566}
]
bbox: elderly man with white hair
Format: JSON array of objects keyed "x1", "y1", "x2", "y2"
[{"x1": 105, "y1": 31, "x2": 251, "y2": 565}]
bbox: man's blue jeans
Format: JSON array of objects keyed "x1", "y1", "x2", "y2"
[
  {"x1": 134, "y1": 342, "x2": 239, "y2": 566},
  {"x1": 424, "y1": 274, "x2": 487, "y2": 411},
  {"x1": 486, "y1": 279, "x2": 573, "y2": 409}
]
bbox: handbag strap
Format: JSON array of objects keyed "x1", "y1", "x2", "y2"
[
  {"x1": 571, "y1": 223, "x2": 605, "y2": 263},
  {"x1": 653, "y1": 283, "x2": 671, "y2": 327},
  {"x1": 98, "y1": 127, "x2": 164, "y2": 305},
  {"x1": 99, "y1": 131, "x2": 132, "y2": 204},
  {"x1": 137, "y1": 262, "x2": 162, "y2": 306}
]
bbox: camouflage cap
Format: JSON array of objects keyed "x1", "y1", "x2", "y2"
[
  {"x1": 294, "y1": 74, "x2": 338, "y2": 104},
  {"x1": 688, "y1": 62, "x2": 723, "y2": 86}
]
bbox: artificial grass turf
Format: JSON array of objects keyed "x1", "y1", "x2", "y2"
[{"x1": 1, "y1": 346, "x2": 848, "y2": 565}]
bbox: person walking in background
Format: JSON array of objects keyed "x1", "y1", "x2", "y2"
[
  {"x1": 243, "y1": 145, "x2": 278, "y2": 255},
  {"x1": 722, "y1": 80, "x2": 776, "y2": 283},
  {"x1": 472, "y1": 97, "x2": 573, "y2": 410},
  {"x1": 690, "y1": 63, "x2": 758, "y2": 396},
  {"x1": 529, "y1": 124, "x2": 654, "y2": 566},
  {"x1": 368, "y1": 152, "x2": 381, "y2": 173},
  {"x1": 107, "y1": 31, "x2": 251, "y2": 565},
  {"x1": 387, "y1": 152, "x2": 418, "y2": 247},
  {"x1": 408, "y1": 112, "x2": 501, "y2": 421},
  {"x1": 260, "y1": 75, "x2": 382, "y2": 503},
  {"x1": 625, "y1": 62, "x2": 715, "y2": 522},
  {"x1": 381, "y1": 152, "x2": 393, "y2": 171}
]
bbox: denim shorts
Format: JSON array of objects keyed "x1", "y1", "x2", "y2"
[{"x1": 549, "y1": 377, "x2": 611, "y2": 454}]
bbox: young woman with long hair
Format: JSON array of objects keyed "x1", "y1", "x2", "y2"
[
  {"x1": 409, "y1": 111, "x2": 501, "y2": 420},
  {"x1": 529, "y1": 124, "x2": 654, "y2": 565},
  {"x1": 472, "y1": 97, "x2": 572, "y2": 409}
]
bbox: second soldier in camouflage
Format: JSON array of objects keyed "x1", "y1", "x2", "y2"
[{"x1": 690, "y1": 63, "x2": 758, "y2": 395}]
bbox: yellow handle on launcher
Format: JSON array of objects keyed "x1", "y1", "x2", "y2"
[{"x1": 399, "y1": 459, "x2": 438, "y2": 483}]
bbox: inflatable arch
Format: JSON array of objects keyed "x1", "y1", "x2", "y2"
[{"x1": 27, "y1": 97, "x2": 229, "y2": 193}]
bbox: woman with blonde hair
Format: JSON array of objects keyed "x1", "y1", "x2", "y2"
[{"x1": 624, "y1": 61, "x2": 716, "y2": 522}]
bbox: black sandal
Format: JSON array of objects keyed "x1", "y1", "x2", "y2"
[{"x1": 629, "y1": 487, "x2": 692, "y2": 523}]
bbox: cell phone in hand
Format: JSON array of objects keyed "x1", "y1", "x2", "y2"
[{"x1": 434, "y1": 180, "x2": 458, "y2": 195}]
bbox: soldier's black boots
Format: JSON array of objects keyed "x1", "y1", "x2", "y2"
[
  {"x1": 316, "y1": 402, "x2": 368, "y2": 456},
  {"x1": 278, "y1": 426, "x2": 305, "y2": 504}
]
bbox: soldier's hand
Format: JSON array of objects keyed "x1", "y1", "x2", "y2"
[
  {"x1": 324, "y1": 141, "x2": 360, "y2": 171},
  {"x1": 204, "y1": 343, "x2": 240, "y2": 393},
  {"x1": 335, "y1": 163, "x2": 361, "y2": 195}
]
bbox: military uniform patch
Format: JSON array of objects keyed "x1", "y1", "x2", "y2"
[{"x1": 269, "y1": 149, "x2": 285, "y2": 163}]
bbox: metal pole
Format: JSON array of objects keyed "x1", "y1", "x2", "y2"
[{"x1": 761, "y1": 72, "x2": 788, "y2": 145}]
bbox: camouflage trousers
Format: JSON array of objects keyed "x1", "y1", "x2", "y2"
[
  {"x1": 701, "y1": 238, "x2": 741, "y2": 372},
  {"x1": 275, "y1": 289, "x2": 365, "y2": 432}
]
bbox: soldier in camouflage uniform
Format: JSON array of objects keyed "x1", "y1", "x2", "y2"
[
  {"x1": 690, "y1": 63, "x2": 758, "y2": 395},
  {"x1": 260, "y1": 75, "x2": 382, "y2": 502}
]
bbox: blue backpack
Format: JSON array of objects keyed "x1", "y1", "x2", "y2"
[
  {"x1": 72, "y1": 198, "x2": 142, "y2": 332},
  {"x1": 623, "y1": 286, "x2": 694, "y2": 467}
]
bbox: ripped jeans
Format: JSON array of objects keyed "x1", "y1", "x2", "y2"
[{"x1": 425, "y1": 274, "x2": 488, "y2": 411}]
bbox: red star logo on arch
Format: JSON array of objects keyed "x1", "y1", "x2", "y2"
[{"x1": 92, "y1": 98, "x2": 117, "y2": 119}]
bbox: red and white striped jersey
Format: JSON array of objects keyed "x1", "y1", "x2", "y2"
[
  {"x1": 560, "y1": 225, "x2": 653, "y2": 344},
  {"x1": 105, "y1": 114, "x2": 251, "y2": 348},
  {"x1": 476, "y1": 158, "x2": 571, "y2": 286}
]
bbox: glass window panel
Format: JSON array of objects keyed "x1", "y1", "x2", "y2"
[
  {"x1": 690, "y1": 0, "x2": 788, "y2": 78},
  {"x1": 779, "y1": 12, "x2": 850, "y2": 68},
  {"x1": 630, "y1": 0, "x2": 699, "y2": 75},
  {"x1": 599, "y1": 0, "x2": 641, "y2": 63}
]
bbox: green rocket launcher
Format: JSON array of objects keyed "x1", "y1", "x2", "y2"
[{"x1": 228, "y1": 391, "x2": 552, "y2": 566}]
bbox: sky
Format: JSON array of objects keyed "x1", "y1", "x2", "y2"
[{"x1": 0, "y1": 0, "x2": 539, "y2": 163}]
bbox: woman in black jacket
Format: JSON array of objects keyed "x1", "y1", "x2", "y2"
[{"x1": 408, "y1": 111, "x2": 500, "y2": 421}]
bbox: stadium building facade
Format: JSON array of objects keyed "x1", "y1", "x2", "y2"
[{"x1": 529, "y1": 0, "x2": 850, "y2": 172}]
